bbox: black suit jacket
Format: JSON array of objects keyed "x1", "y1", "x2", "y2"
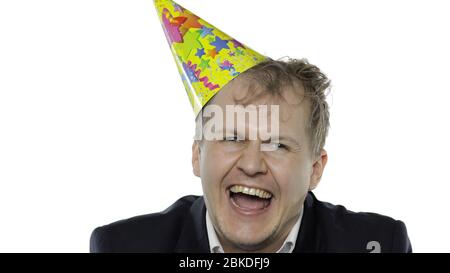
[{"x1": 90, "y1": 192, "x2": 412, "y2": 253}]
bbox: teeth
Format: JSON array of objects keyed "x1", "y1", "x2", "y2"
[{"x1": 230, "y1": 185, "x2": 273, "y2": 199}]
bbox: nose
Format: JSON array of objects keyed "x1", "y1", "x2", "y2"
[{"x1": 236, "y1": 140, "x2": 268, "y2": 176}]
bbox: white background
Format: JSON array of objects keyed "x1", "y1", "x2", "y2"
[{"x1": 1, "y1": 0, "x2": 449, "y2": 252}]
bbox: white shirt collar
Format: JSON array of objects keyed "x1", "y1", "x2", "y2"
[{"x1": 205, "y1": 206, "x2": 303, "y2": 253}]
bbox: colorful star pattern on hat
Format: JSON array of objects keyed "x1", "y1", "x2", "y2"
[{"x1": 154, "y1": 0, "x2": 267, "y2": 116}]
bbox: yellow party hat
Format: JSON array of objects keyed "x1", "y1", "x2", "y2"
[{"x1": 154, "y1": 0, "x2": 268, "y2": 116}]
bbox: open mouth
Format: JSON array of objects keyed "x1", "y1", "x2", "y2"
[{"x1": 228, "y1": 185, "x2": 273, "y2": 214}]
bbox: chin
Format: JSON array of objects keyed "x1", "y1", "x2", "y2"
[{"x1": 220, "y1": 222, "x2": 277, "y2": 250}]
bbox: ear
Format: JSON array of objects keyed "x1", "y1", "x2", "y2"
[
  {"x1": 309, "y1": 149, "x2": 328, "y2": 190},
  {"x1": 192, "y1": 140, "x2": 201, "y2": 177}
]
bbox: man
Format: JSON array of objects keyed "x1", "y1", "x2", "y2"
[{"x1": 90, "y1": 0, "x2": 411, "y2": 253}]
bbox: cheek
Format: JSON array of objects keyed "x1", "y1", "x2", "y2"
[
  {"x1": 269, "y1": 157, "x2": 312, "y2": 198},
  {"x1": 200, "y1": 144, "x2": 239, "y2": 189},
  {"x1": 280, "y1": 173, "x2": 310, "y2": 200}
]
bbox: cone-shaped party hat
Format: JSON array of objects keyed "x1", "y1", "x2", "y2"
[{"x1": 154, "y1": 0, "x2": 267, "y2": 116}]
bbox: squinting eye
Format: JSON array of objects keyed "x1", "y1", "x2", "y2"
[
  {"x1": 276, "y1": 143, "x2": 287, "y2": 149},
  {"x1": 260, "y1": 142, "x2": 288, "y2": 152},
  {"x1": 273, "y1": 143, "x2": 288, "y2": 150},
  {"x1": 224, "y1": 135, "x2": 240, "y2": 142}
]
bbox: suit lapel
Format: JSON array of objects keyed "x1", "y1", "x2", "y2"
[
  {"x1": 174, "y1": 196, "x2": 210, "y2": 253},
  {"x1": 293, "y1": 191, "x2": 321, "y2": 253}
]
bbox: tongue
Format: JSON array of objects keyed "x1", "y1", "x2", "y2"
[{"x1": 231, "y1": 192, "x2": 270, "y2": 210}]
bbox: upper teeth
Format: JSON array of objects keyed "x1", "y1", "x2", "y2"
[{"x1": 230, "y1": 185, "x2": 272, "y2": 199}]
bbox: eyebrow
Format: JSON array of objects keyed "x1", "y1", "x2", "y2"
[
  {"x1": 220, "y1": 129, "x2": 302, "y2": 147},
  {"x1": 262, "y1": 135, "x2": 302, "y2": 147}
]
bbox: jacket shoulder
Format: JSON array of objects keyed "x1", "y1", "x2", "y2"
[
  {"x1": 312, "y1": 195, "x2": 412, "y2": 253},
  {"x1": 90, "y1": 195, "x2": 200, "y2": 253}
]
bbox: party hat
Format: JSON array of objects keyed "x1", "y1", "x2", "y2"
[{"x1": 154, "y1": 0, "x2": 267, "y2": 116}]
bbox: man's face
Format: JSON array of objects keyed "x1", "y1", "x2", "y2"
[{"x1": 192, "y1": 75, "x2": 327, "y2": 252}]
